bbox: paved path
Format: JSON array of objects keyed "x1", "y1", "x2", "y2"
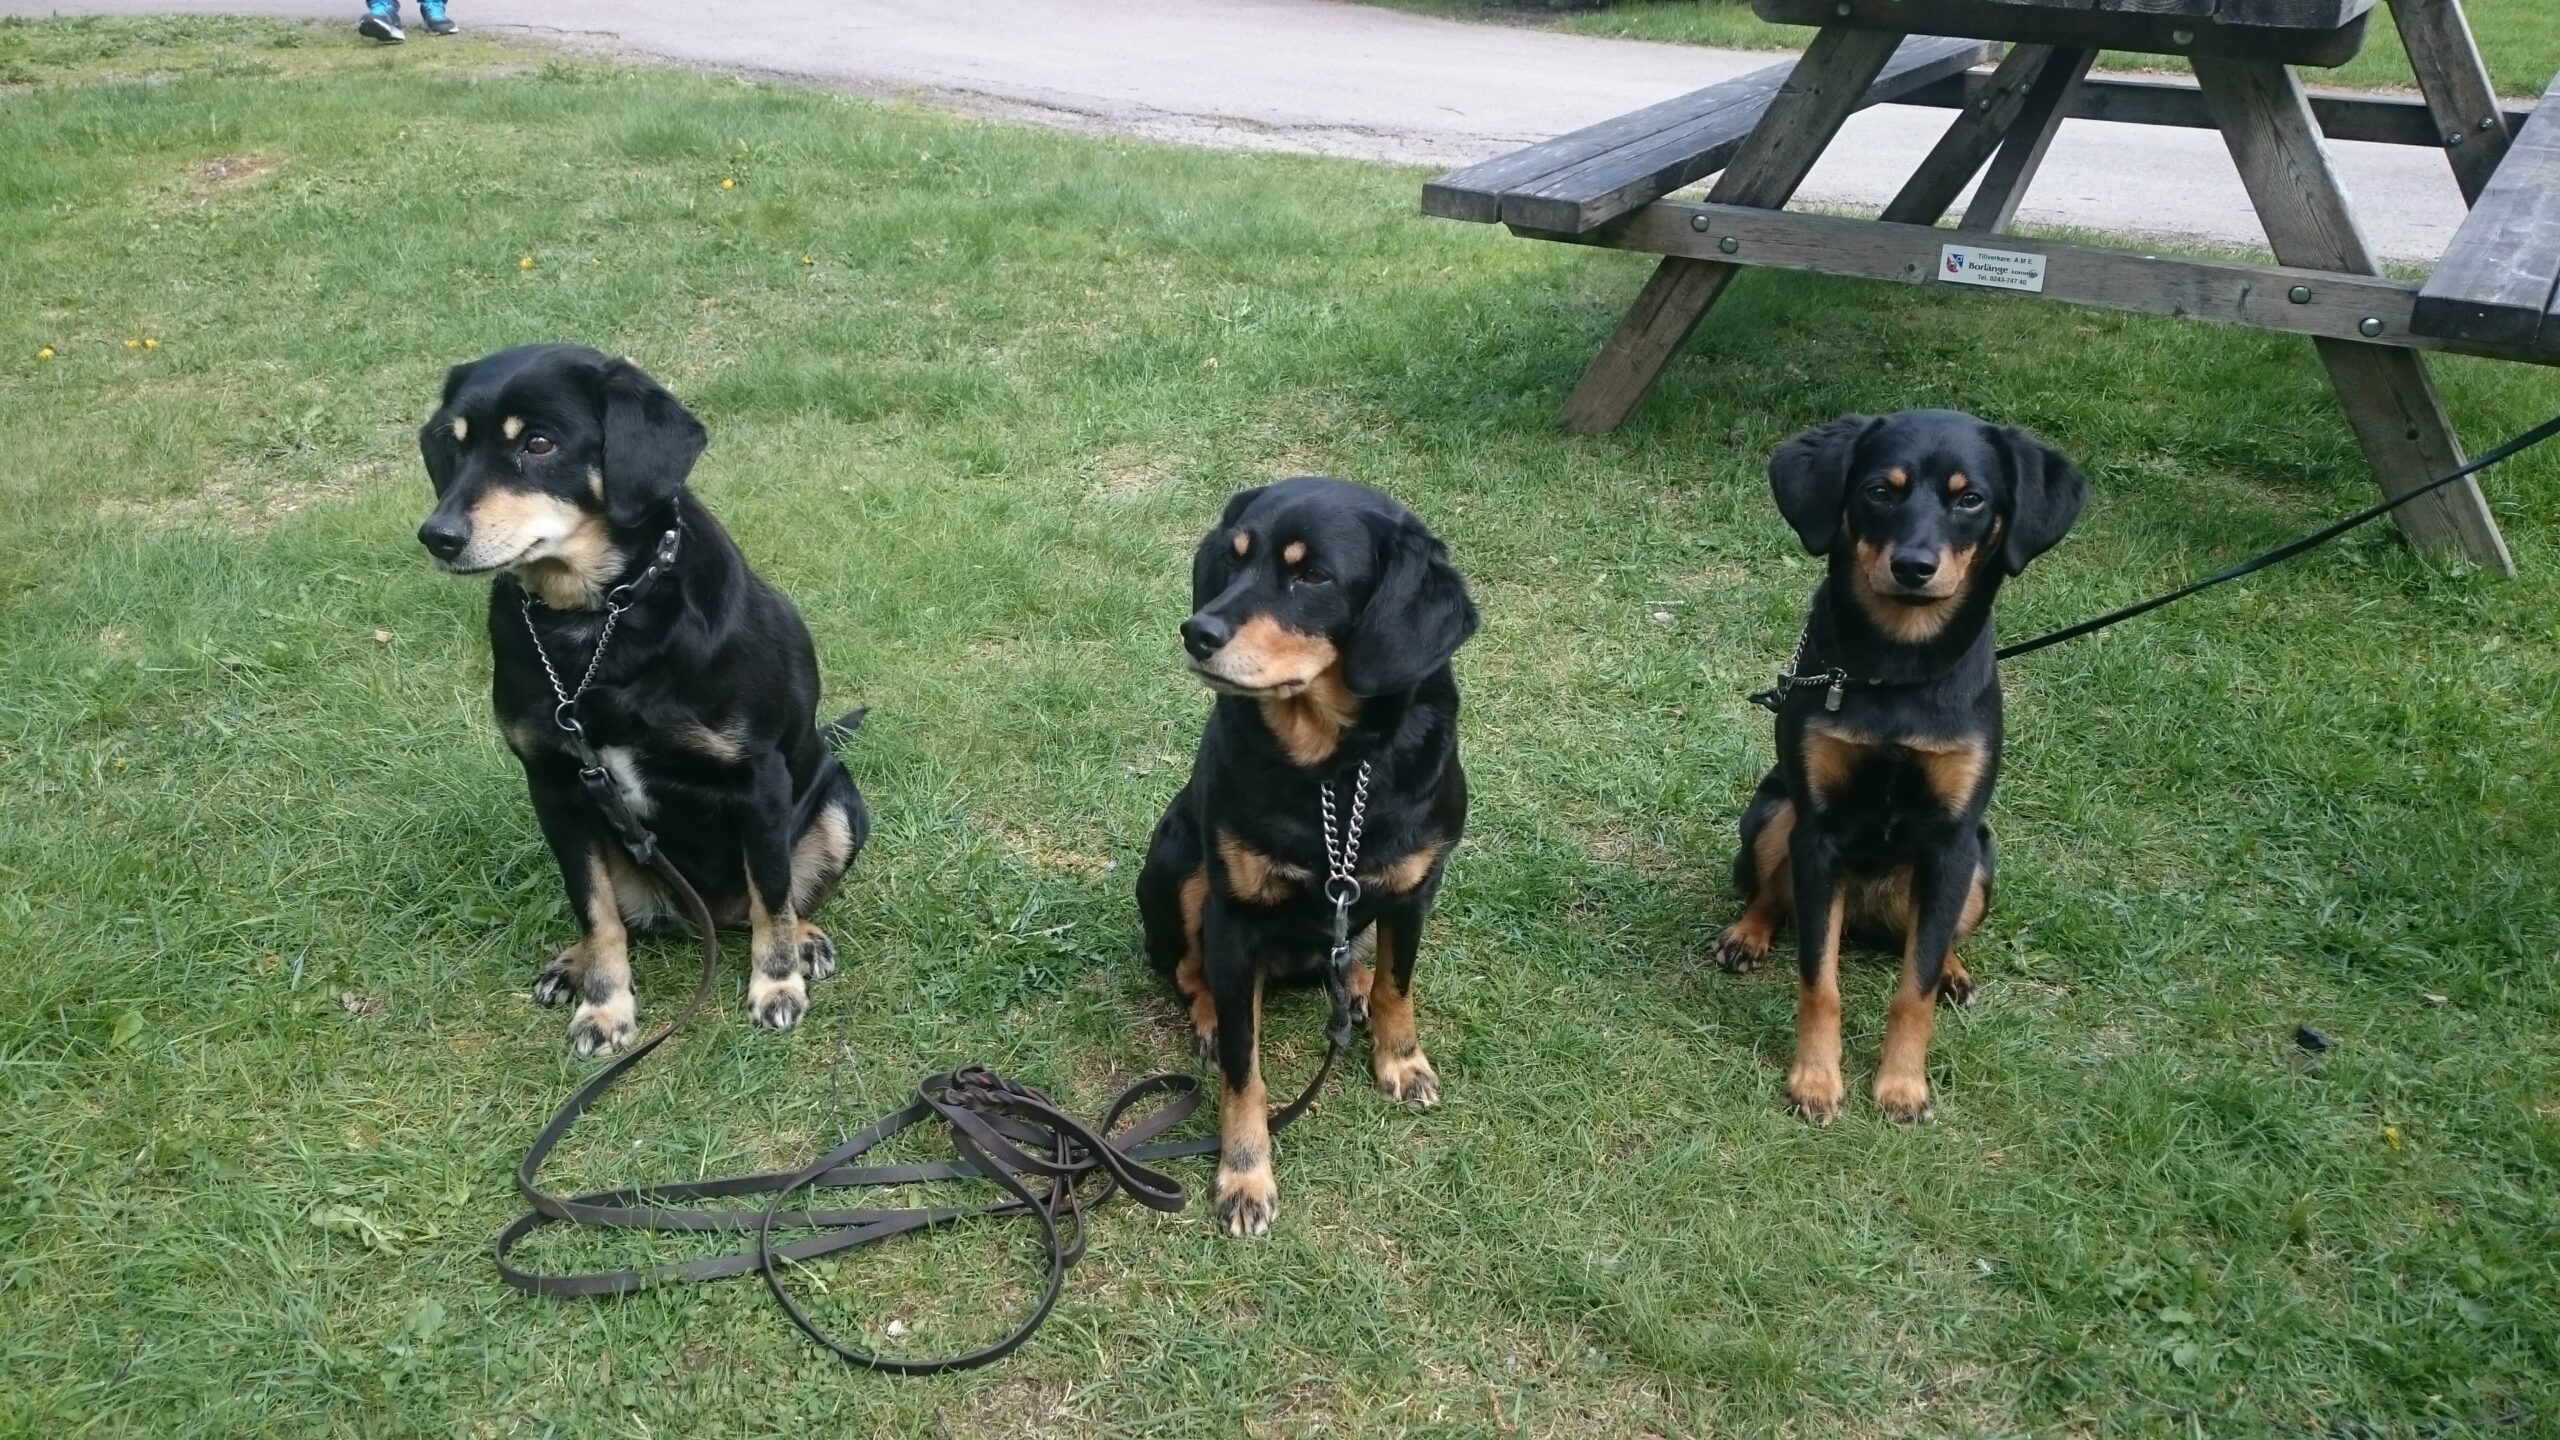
[{"x1": 2, "y1": 0, "x2": 2476, "y2": 261}]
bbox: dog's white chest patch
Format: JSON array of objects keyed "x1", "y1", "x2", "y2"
[{"x1": 596, "y1": 746, "x2": 655, "y2": 820}]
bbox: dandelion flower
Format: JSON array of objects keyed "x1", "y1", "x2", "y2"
[
  {"x1": 143, "y1": 337, "x2": 159, "y2": 349},
  {"x1": 721, "y1": 176, "x2": 736, "y2": 190},
  {"x1": 37, "y1": 346, "x2": 54, "y2": 360},
  {"x1": 519, "y1": 254, "x2": 536, "y2": 270},
  {"x1": 125, "y1": 338, "x2": 141, "y2": 349}
]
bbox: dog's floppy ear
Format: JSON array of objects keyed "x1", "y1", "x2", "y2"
[
  {"x1": 418, "y1": 360, "x2": 475, "y2": 493},
  {"x1": 598, "y1": 358, "x2": 707, "y2": 529},
  {"x1": 1994, "y1": 424, "x2": 2087, "y2": 574},
  {"x1": 1768, "y1": 415, "x2": 1877, "y2": 555},
  {"x1": 1340, "y1": 510, "x2": 1478, "y2": 696},
  {"x1": 1190, "y1": 485, "x2": 1267, "y2": 609}
]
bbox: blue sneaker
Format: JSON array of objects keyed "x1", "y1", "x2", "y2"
[
  {"x1": 357, "y1": 1, "x2": 404, "y2": 42},
  {"x1": 419, "y1": 0, "x2": 456, "y2": 35}
]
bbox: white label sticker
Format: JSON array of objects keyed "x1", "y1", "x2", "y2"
[{"x1": 1938, "y1": 243, "x2": 2047, "y2": 293}]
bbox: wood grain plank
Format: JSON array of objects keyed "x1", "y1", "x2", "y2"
[
  {"x1": 2412, "y1": 65, "x2": 2560, "y2": 346},
  {"x1": 2387, "y1": 0, "x2": 2511, "y2": 203},
  {"x1": 1959, "y1": 47, "x2": 2097, "y2": 232},
  {"x1": 1559, "y1": 27, "x2": 1905, "y2": 434},
  {"x1": 2194, "y1": 53, "x2": 2512, "y2": 570},
  {"x1": 1428, "y1": 37, "x2": 1988, "y2": 234},
  {"x1": 1897, "y1": 69, "x2": 2533, "y2": 147},
  {"x1": 1752, "y1": 0, "x2": 2373, "y2": 64},
  {"x1": 1882, "y1": 45, "x2": 2063, "y2": 226},
  {"x1": 1539, "y1": 201, "x2": 2554, "y2": 363}
]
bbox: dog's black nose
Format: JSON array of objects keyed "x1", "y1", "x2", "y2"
[
  {"x1": 1889, "y1": 550, "x2": 1939, "y2": 588},
  {"x1": 1180, "y1": 613, "x2": 1232, "y2": 660},
  {"x1": 418, "y1": 515, "x2": 469, "y2": 561}
]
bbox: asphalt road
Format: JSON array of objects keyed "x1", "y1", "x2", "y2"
[{"x1": 0, "y1": 0, "x2": 2477, "y2": 261}]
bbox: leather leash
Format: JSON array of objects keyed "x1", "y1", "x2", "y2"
[
  {"x1": 495, "y1": 815, "x2": 1354, "y2": 1372},
  {"x1": 496, "y1": 559, "x2": 1358, "y2": 1371},
  {"x1": 1751, "y1": 409, "x2": 2560, "y2": 711}
]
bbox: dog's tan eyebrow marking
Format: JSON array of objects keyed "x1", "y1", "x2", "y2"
[
  {"x1": 449, "y1": 415, "x2": 469, "y2": 442},
  {"x1": 1885, "y1": 466, "x2": 1909, "y2": 489},
  {"x1": 1947, "y1": 472, "x2": 1969, "y2": 492},
  {"x1": 1231, "y1": 530, "x2": 1250, "y2": 558},
  {"x1": 502, "y1": 416, "x2": 525, "y2": 441},
  {"x1": 1282, "y1": 540, "x2": 1306, "y2": 566}
]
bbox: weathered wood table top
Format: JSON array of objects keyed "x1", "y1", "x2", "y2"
[{"x1": 1976, "y1": 0, "x2": 2372, "y2": 22}]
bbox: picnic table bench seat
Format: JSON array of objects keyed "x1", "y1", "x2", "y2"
[
  {"x1": 1421, "y1": 35, "x2": 1993, "y2": 235},
  {"x1": 2413, "y1": 65, "x2": 2560, "y2": 354}
]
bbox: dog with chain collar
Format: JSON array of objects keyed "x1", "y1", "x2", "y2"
[
  {"x1": 1136, "y1": 477, "x2": 1479, "y2": 1236},
  {"x1": 416, "y1": 344, "x2": 869, "y2": 1055}
]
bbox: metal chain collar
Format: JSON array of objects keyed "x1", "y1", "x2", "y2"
[
  {"x1": 1746, "y1": 625, "x2": 1850, "y2": 714},
  {"x1": 520, "y1": 525, "x2": 683, "y2": 743},
  {"x1": 1318, "y1": 761, "x2": 1373, "y2": 911}
]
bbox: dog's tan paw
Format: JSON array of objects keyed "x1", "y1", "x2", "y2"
[
  {"x1": 532, "y1": 950, "x2": 577, "y2": 1007},
  {"x1": 1374, "y1": 1047, "x2": 1441, "y2": 1109},
  {"x1": 1875, "y1": 1072, "x2": 1934, "y2": 1124},
  {"x1": 1213, "y1": 1150, "x2": 1278, "y2": 1238},
  {"x1": 746, "y1": 972, "x2": 807, "y2": 1031},
  {"x1": 1190, "y1": 1022, "x2": 1219, "y2": 1069},
  {"x1": 1939, "y1": 958, "x2": 1978, "y2": 1008},
  {"x1": 1786, "y1": 1064, "x2": 1846, "y2": 1125},
  {"x1": 567, "y1": 990, "x2": 637, "y2": 1057},
  {"x1": 1711, "y1": 923, "x2": 1770, "y2": 974},
  {"x1": 797, "y1": 923, "x2": 837, "y2": 982}
]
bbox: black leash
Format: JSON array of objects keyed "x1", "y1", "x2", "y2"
[
  {"x1": 495, "y1": 547, "x2": 1361, "y2": 1372},
  {"x1": 1752, "y1": 410, "x2": 2560, "y2": 710}
]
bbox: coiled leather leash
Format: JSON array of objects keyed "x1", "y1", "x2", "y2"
[
  {"x1": 495, "y1": 592, "x2": 1356, "y2": 1370},
  {"x1": 494, "y1": 840, "x2": 1353, "y2": 1372}
]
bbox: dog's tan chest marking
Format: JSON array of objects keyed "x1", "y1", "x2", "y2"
[
  {"x1": 1361, "y1": 837, "x2": 1448, "y2": 896},
  {"x1": 674, "y1": 719, "x2": 748, "y2": 763},
  {"x1": 1217, "y1": 829, "x2": 1308, "y2": 905},
  {"x1": 1802, "y1": 727, "x2": 1989, "y2": 814},
  {"x1": 1257, "y1": 666, "x2": 1359, "y2": 768}
]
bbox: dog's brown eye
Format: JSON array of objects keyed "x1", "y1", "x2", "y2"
[
  {"x1": 525, "y1": 435, "x2": 556, "y2": 456},
  {"x1": 1296, "y1": 566, "x2": 1331, "y2": 586},
  {"x1": 1953, "y1": 490, "x2": 1986, "y2": 511}
]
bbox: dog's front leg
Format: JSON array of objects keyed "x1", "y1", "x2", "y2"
[
  {"x1": 526, "y1": 771, "x2": 638, "y2": 1057},
  {"x1": 1784, "y1": 823, "x2": 1848, "y2": 1123},
  {"x1": 1369, "y1": 907, "x2": 1440, "y2": 1108},
  {"x1": 1205, "y1": 904, "x2": 1275, "y2": 1237},
  {"x1": 1874, "y1": 829, "x2": 1980, "y2": 1123},
  {"x1": 739, "y1": 753, "x2": 807, "y2": 1031}
]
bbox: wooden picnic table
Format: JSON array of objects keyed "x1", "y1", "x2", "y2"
[{"x1": 1425, "y1": 0, "x2": 2558, "y2": 571}]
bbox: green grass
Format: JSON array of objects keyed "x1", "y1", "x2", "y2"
[
  {"x1": 6, "y1": 15, "x2": 2560, "y2": 1437},
  {"x1": 1370, "y1": 0, "x2": 2560, "y2": 97}
]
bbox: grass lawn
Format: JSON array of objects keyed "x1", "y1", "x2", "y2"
[
  {"x1": 1371, "y1": 0, "x2": 2560, "y2": 97},
  {"x1": 9, "y1": 15, "x2": 2560, "y2": 1438}
]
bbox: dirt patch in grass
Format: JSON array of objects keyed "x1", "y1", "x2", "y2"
[{"x1": 179, "y1": 152, "x2": 280, "y2": 203}]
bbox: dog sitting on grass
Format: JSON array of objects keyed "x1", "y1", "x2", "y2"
[
  {"x1": 415, "y1": 344, "x2": 867, "y2": 1055},
  {"x1": 1136, "y1": 477, "x2": 1479, "y2": 1236},
  {"x1": 1715, "y1": 410, "x2": 2083, "y2": 1123}
]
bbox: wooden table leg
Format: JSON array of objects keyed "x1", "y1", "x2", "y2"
[
  {"x1": 2193, "y1": 54, "x2": 2512, "y2": 572},
  {"x1": 1883, "y1": 43, "x2": 2059, "y2": 226},
  {"x1": 2387, "y1": 0, "x2": 2511, "y2": 205},
  {"x1": 1957, "y1": 47, "x2": 2095, "y2": 235},
  {"x1": 1561, "y1": 27, "x2": 1904, "y2": 435}
]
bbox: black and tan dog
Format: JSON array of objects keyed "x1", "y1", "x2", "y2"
[
  {"x1": 416, "y1": 343, "x2": 868, "y2": 1056},
  {"x1": 1714, "y1": 410, "x2": 2083, "y2": 1123},
  {"x1": 1136, "y1": 477, "x2": 1477, "y2": 1236}
]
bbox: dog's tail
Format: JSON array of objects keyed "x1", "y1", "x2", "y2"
[{"x1": 822, "y1": 707, "x2": 868, "y2": 746}]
